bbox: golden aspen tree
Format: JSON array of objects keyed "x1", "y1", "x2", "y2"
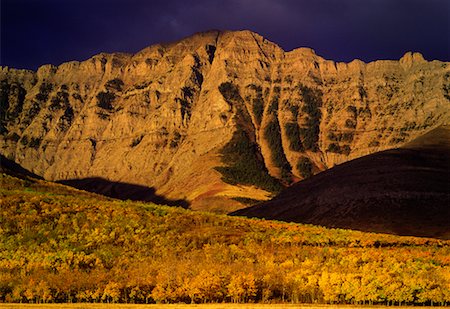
[
  {"x1": 23, "y1": 281, "x2": 36, "y2": 304},
  {"x1": 36, "y1": 280, "x2": 52, "y2": 303},
  {"x1": 11, "y1": 285, "x2": 24, "y2": 303},
  {"x1": 227, "y1": 273, "x2": 257, "y2": 303},
  {"x1": 102, "y1": 281, "x2": 121, "y2": 303}
]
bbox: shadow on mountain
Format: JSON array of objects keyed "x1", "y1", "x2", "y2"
[
  {"x1": 232, "y1": 126, "x2": 450, "y2": 239},
  {"x1": 58, "y1": 177, "x2": 190, "y2": 209},
  {"x1": 0, "y1": 155, "x2": 43, "y2": 180}
]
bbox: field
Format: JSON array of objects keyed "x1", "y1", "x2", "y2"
[{"x1": 0, "y1": 173, "x2": 449, "y2": 305}]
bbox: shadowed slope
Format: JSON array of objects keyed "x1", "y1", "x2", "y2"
[
  {"x1": 58, "y1": 177, "x2": 190, "y2": 208},
  {"x1": 0, "y1": 155, "x2": 189, "y2": 208},
  {"x1": 0, "y1": 154, "x2": 43, "y2": 180},
  {"x1": 232, "y1": 126, "x2": 450, "y2": 239}
]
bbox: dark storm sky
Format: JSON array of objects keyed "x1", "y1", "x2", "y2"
[{"x1": 1, "y1": 0, "x2": 449, "y2": 71}]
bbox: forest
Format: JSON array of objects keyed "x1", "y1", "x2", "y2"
[{"x1": 0, "y1": 173, "x2": 449, "y2": 305}]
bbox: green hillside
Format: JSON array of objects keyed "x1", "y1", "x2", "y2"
[{"x1": 0, "y1": 173, "x2": 449, "y2": 305}]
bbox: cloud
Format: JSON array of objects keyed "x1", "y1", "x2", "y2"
[{"x1": 2, "y1": 0, "x2": 448, "y2": 70}]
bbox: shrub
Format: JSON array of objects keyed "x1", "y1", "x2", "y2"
[
  {"x1": 6, "y1": 132, "x2": 20, "y2": 142},
  {"x1": 252, "y1": 96, "x2": 264, "y2": 125},
  {"x1": 358, "y1": 106, "x2": 372, "y2": 119},
  {"x1": 219, "y1": 82, "x2": 243, "y2": 105},
  {"x1": 35, "y1": 83, "x2": 53, "y2": 102},
  {"x1": 58, "y1": 106, "x2": 74, "y2": 131},
  {"x1": 267, "y1": 96, "x2": 279, "y2": 115},
  {"x1": 327, "y1": 132, "x2": 354, "y2": 143},
  {"x1": 215, "y1": 128, "x2": 282, "y2": 193},
  {"x1": 368, "y1": 140, "x2": 380, "y2": 147},
  {"x1": 264, "y1": 120, "x2": 292, "y2": 181},
  {"x1": 285, "y1": 122, "x2": 303, "y2": 152},
  {"x1": 402, "y1": 121, "x2": 417, "y2": 131},
  {"x1": 72, "y1": 93, "x2": 83, "y2": 101},
  {"x1": 49, "y1": 91, "x2": 69, "y2": 111},
  {"x1": 341, "y1": 132, "x2": 354, "y2": 142},
  {"x1": 248, "y1": 84, "x2": 264, "y2": 125},
  {"x1": 135, "y1": 81, "x2": 151, "y2": 90},
  {"x1": 231, "y1": 197, "x2": 262, "y2": 206},
  {"x1": 181, "y1": 86, "x2": 194, "y2": 98},
  {"x1": 346, "y1": 105, "x2": 357, "y2": 117},
  {"x1": 105, "y1": 78, "x2": 124, "y2": 92},
  {"x1": 358, "y1": 85, "x2": 367, "y2": 99},
  {"x1": 28, "y1": 137, "x2": 42, "y2": 149},
  {"x1": 0, "y1": 80, "x2": 9, "y2": 109},
  {"x1": 176, "y1": 98, "x2": 191, "y2": 120},
  {"x1": 297, "y1": 157, "x2": 313, "y2": 179},
  {"x1": 298, "y1": 84, "x2": 322, "y2": 151},
  {"x1": 20, "y1": 135, "x2": 29, "y2": 146},
  {"x1": 205, "y1": 45, "x2": 216, "y2": 64},
  {"x1": 96, "y1": 91, "x2": 116, "y2": 110},
  {"x1": 97, "y1": 112, "x2": 110, "y2": 120},
  {"x1": 299, "y1": 125, "x2": 320, "y2": 152},
  {"x1": 247, "y1": 84, "x2": 262, "y2": 92},
  {"x1": 345, "y1": 119, "x2": 357, "y2": 129},
  {"x1": 130, "y1": 135, "x2": 143, "y2": 147},
  {"x1": 327, "y1": 143, "x2": 351, "y2": 155},
  {"x1": 0, "y1": 81, "x2": 26, "y2": 126},
  {"x1": 289, "y1": 105, "x2": 299, "y2": 119},
  {"x1": 170, "y1": 132, "x2": 182, "y2": 148},
  {"x1": 267, "y1": 87, "x2": 281, "y2": 115}
]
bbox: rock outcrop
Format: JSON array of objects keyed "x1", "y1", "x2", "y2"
[{"x1": 1, "y1": 30, "x2": 449, "y2": 211}]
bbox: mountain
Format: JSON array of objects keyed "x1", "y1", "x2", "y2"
[
  {"x1": 232, "y1": 126, "x2": 450, "y2": 239},
  {"x1": 1, "y1": 30, "x2": 449, "y2": 211}
]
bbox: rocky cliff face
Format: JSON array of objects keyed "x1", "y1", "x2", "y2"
[{"x1": 1, "y1": 30, "x2": 449, "y2": 211}]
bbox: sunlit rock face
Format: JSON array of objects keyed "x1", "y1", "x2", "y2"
[{"x1": 1, "y1": 30, "x2": 448, "y2": 211}]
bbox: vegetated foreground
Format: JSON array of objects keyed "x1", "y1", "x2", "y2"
[
  {"x1": 0, "y1": 304, "x2": 441, "y2": 309},
  {"x1": 0, "y1": 173, "x2": 449, "y2": 305}
]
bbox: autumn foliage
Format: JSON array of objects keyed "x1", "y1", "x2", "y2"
[{"x1": 0, "y1": 173, "x2": 449, "y2": 305}]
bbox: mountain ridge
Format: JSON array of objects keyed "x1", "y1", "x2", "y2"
[{"x1": 1, "y1": 30, "x2": 449, "y2": 211}]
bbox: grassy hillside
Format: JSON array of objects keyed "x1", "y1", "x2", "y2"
[{"x1": 0, "y1": 173, "x2": 449, "y2": 305}]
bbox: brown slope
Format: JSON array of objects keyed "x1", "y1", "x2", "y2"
[{"x1": 232, "y1": 126, "x2": 450, "y2": 239}]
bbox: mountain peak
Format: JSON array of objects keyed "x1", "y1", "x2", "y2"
[
  {"x1": 400, "y1": 51, "x2": 426, "y2": 67},
  {"x1": 1, "y1": 31, "x2": 448, "y2": 212}
]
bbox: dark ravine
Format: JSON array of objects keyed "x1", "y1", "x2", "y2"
[{"x1": 232, "y1": 126, "x2": 450, "y2": 239}]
